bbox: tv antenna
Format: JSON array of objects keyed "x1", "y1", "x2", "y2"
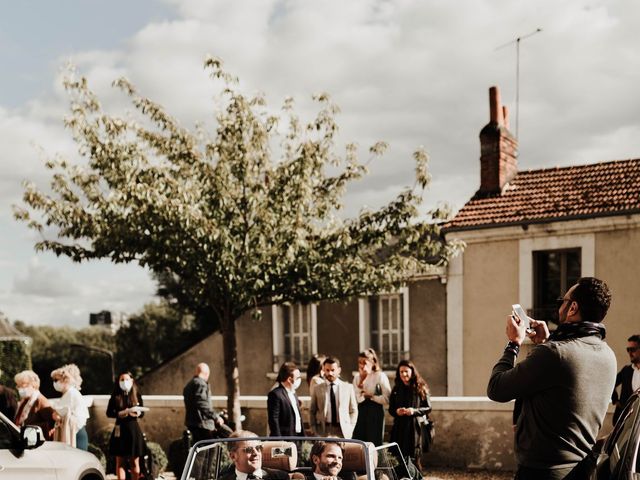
[{"x1": 495, "y1": 28, "x2": 543, "y2": 138}]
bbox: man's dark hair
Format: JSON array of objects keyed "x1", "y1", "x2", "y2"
[
  {"x1": 628, "y1": 334, "x2": 640, "y2": 344},
  {"x1": 322, "y1": 356, "x2": 341, "y2": 368},
  {"x1": 276, "y1": 362, "x2": 298, "y2": 383},
  {"x1": 310, "y1": 440, "x2": 345, "y2": 463},
  {"x1": 570, "y1": 277, "x2": 611, "y2": 323}
]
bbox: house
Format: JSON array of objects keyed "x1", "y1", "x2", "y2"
[
  {"x1": 139, "y1": 269, "x2": 449, "y2": 397},
  {"x1": 443, "y1": 86, "x2": 640, "y2": 395}
]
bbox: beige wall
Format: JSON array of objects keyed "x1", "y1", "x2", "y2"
[
  {"x1": 595, "y1": 226, "x2": 640, "y2": 368},
  {"x1": 409, "y1": 278, "x2": 447, "y2": 395},
  {"x1": 462, "y1": 239, "x2": 519, "y2": 395}
]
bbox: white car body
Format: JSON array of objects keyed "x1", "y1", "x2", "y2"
[{"x1": 0, "y1": 411, "x2": 104, "y2": 480}]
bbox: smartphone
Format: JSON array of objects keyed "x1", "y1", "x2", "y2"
[{"x1": 512, "y1": 304, "x2": 532, "y2": 332}]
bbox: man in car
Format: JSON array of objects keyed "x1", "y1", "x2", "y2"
[
  {"x1": 310, "y1": 441, "x2": 344, "y2": 480},
  {"x1": 611, "y1": 334, "x2": 640, "y2": 424},
  {"x1": 221, "y1": 431, "x2": 288, "y2": 480},
  {"x1": 487, "y1": 277, "x2": 617, "y2": 480}
]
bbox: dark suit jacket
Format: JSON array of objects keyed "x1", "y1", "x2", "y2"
[
  {"x1": 612, "y1": 364, "x2": 637, "y2": 424},
  {"x1": 0, "y1": 385, "x2": 17, "y2": 420},
  {"x1": 219, "y1": 467, "x2": 289, "y2": 480},
  {"x1": 267, "y1": 384, "x2": 303, "y2": 436},
  {"x1": 183, "y1": 376, "x2": 220, "y2": 430},
  {"x1": 15, "y1": 393, "x2": 56, "y2": 440}
]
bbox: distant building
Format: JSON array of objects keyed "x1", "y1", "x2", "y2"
[{"x1": 89, "y1": 310, "x2": 126, "y2": 332}]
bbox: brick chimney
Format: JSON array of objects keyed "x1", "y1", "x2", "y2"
[{"x1": 479, "y1": 86, "x2": 518, "y2": 194}]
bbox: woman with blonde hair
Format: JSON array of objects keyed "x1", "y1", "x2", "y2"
[
  {"x1": 50, "y1": 363, "x2": 90, "y2": 450},
  {"x1": 352, "y1": 348, "x2": 391, "y2": 445},
  {"x1": 14, "y1": 370, "x2": 55, "y2": 439}
]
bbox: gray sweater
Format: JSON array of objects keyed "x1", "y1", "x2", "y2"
[{"x1": 487, "y1": 336, "x2": 616, "y2": 469}]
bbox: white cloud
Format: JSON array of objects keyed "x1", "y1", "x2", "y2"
[{"x1": 2, "y1": 0, "x2": 640, "y2": 327}]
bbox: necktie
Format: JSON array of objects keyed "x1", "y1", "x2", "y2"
[
  {"x1": 329, "y1": 382, "x2": 338, "y2": 425},
  {"x1": 247, "y1": 474, "x2": 258, "y2": 480}
]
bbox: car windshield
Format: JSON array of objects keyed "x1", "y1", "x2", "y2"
[{"x1": 182, "y1": 437, "x2": 410, "y2": 480}]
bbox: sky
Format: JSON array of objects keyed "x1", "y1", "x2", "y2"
[{"x1": 1, "y1": 0, "x2": 639, "y2": 328}]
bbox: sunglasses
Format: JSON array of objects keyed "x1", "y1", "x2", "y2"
[
  {"x1": 239, "y1": 445, "x2": 263, "y2": 454},
  {"x1": 627, "y1": 347, "x2": 639, "y2": 353}
]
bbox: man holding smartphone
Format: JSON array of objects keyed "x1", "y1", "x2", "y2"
[{"x1": 487, "y1": 277, "x2": 617, "y2": 480}]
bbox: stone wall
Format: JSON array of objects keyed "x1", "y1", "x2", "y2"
[{"x1": 84, "y1": 395, "x2": 616, "y2": 472}]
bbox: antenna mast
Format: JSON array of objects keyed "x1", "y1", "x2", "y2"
[{"x1": 496, "y1": 28, "x2": 542, "y2": 138}]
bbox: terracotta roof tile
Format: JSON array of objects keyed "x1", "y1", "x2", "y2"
[{"x1": 445, "y1": 158, "x2": 640, "y2": 231}]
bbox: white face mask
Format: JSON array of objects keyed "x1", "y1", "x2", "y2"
[
  {"x1": 120, "y1": 380, "x2": 133, "y2": 392},
  {"x1": 292, "y1": 377, "x2": 302, "y2": 391},
  {"x1": 18, "y1": 387, "x2": 34, "y2": 399},
  {"x1": 53, "y1": 381, "x2": 64, "y2": 392}
]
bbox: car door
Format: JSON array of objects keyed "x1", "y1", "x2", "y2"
[
  {"x1": 0, "y1": 418, "x2": 56, "y2": 479},
  {"x1": 593, "y1": 393, "x2": 640, "y2": 479}
]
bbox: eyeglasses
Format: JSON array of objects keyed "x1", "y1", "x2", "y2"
[
  {"x1": 627, "y1": 347, "x2": 639, "y2": 353},
  {"x1": 239, "y1": 445, "x2": 263, "y2": 454}
]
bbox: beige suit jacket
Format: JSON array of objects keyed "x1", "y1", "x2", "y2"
[{"x1": 309, "y1": 378, "x2": 358, "y2": 438}]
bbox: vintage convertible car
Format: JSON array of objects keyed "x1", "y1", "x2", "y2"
[
  {"x1": 181, "y1": 436, "x2": 412, "y2": 480},
  {"x1": 590, "y1": 389, "x2": 640, "y2": 479}
]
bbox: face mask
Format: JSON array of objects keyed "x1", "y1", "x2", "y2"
[
  {"x1": 120, "y1": 380, "x2": 133, "y2": 392},
  {"x1": 292, "y1": 377, "x2": 302, "y2": 390},
  {"x1": 53, "y1": 381, "x2": 63, "y2": 392},
  {"x1": 18, "y1": 387, "x2": 33, "y2": 399}
]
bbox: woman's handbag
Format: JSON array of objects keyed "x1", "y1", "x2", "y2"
[{"x1": 417, "y1": 415, "x2": 435, "y2": 452}]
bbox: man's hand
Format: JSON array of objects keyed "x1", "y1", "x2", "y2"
[
  {"x1": 506, "y1": 314, "x2": 526, "y2": 345},
  {"x1": 527, "y1": 319, "x2": 550, "y2": 344},
  {"x1": 216, "y1": 417, "x2": 224, "y2": 426}
]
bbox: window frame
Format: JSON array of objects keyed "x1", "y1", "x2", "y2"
[
  {"x1": 358, "y1": 287, "x2": 410, "y2": 370},
  {"x1": 271, "y1": 303, "x2": 318, "y2": 372}
]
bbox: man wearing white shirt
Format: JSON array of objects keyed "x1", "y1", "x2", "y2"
[
  {"x1": 309, "y1": 357, "x2": 358, "y2": 438},
  {"x1": 267, "y1": 362, "x2": 304, "y2": 437},
  {"x1": 220, "y1": 431, "x2": 288, "y2": 480}
]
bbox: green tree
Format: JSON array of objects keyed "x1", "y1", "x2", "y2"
[
  {"x1": 14, "y1": 321, "x2": 116, "y2": 395},
  {"x1": 114, "y1": 301, "x2": 200, "y2": 378},
  {"x1": 14, "y1": 57, "x2": 461, "y2": 427}
]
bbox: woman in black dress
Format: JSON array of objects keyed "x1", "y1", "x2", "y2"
[
  {"x1": 388, "y1": 359, "x2": 431, "y2": 469},
  {"x1": 107, "y1": 372, "x2": 146, "y2": 480}
]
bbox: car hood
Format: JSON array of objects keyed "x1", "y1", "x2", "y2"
[{"x1": 38, "y1": 441, "x2": 104, "y2": 472}]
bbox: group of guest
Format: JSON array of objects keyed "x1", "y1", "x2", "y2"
[
  {"x1": 3, "y1": 364, "x2": 89, "y2": 449},
  {"x1": 267, "y1": 349, "x2": 432, "y2": 468}
]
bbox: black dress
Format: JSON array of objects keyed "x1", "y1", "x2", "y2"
[
  {"x1": 388, "y1": 384, "x2": 431, "y2": 460},
  {"x1": 107, "y1": 392, "x2": 146, "y2": 458}
]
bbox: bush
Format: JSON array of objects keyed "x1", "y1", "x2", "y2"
[
  {"x1": 0, "y1": 339, "x2": 31, "y2": 387},
  {"x1": 146, "y1": 441, "x2": 168, "y2": 476},
  {"x1": 88, "y1": 443, "x2": 107, "y2": 470},
  {"x1": 168, "y1": 437, "x2": 189, "y2": 478}
]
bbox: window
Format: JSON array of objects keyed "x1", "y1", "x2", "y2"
[
  {"x1": 359, "y1": 289, "x2": 409, "y2": 370},
  {"x1": 272, "y1": 304, "x2": 317, "y2": 371},
  {"x1": 532, "y1": 249, "x2": 581, "y2": 322}
]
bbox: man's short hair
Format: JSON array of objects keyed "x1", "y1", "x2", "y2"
[
  {"x1": 628, "y1": 334, "x2": 640, "y2": 344},
  {"x1": 276, "y1": 362, "x2": 298, "y2": 383},
  {"x1": 322, "y1": 356, "x2": 341, "y2": 368},
  {"x1": 310, "y1": 440, "x2": 345, "y2": 461},
  {"x1": 571, "y1": 277, "x2": 611, "y2": 323},
  {"x1": 228, "y1": 430, "x2": 259, "y2": 451}
]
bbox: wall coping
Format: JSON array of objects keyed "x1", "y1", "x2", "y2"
[{"x1": 90, "y1": 395, "x2": 518, "y2": 411}]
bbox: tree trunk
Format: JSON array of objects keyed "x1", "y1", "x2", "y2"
[{"x1": 221, "y1": 311, "x2": 242, "y2": 431}]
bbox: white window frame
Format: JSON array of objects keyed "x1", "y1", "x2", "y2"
[
  {"x1": 519, "y1": 233, "x2": 595, "y2": 314},
  {"x1": 358, "y1": 287, "x2": 410, "y2": 370},
  {"x1": 271, "y1": 303, "x2": 318, "y2": 372}
]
